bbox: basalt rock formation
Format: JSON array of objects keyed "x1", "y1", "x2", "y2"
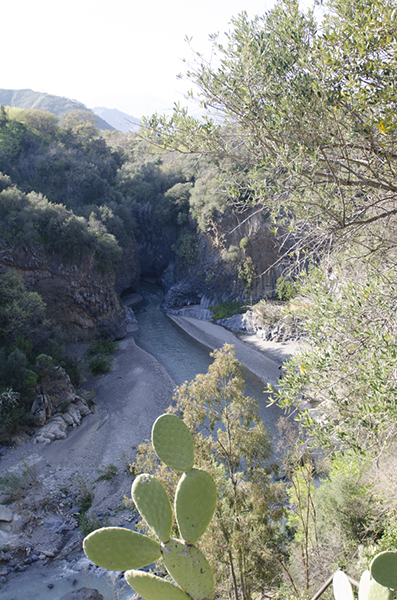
[
  {"x1": 0, "y1": 240, "x2": 132, "y2": 339},
  {"x1": 30, "y1": 366, "x2": 96, "y2": 444},
  {"x1": 160, "y1": 209, "x2": 288, "y2": 310}
]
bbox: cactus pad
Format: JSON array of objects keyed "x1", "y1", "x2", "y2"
[
  {"x1": 367, "y1": 579, "x2": 393, "y2": 600},
  {"x1": 371, "y1": 551, "x2": 397, "y2": 591},
  {"x1": 333, "y1": 570, "x2": 354, "y2": 600},
  {"x1": 132, "y1": 473, "x2": 172, "y2": 542},
  {"x1": 162, "y1": 538, "x2": 214, "y2": 600},
  {"x1": 152, "y1": 414, "x2": 194, "y2": 472},
  {"x1": 125, "y1": 570, "x2": 191, "y2": 600},
  {"x1": 175, "y1": 468, "x2": 217, "y2": 544},
  {"x1": 359, "y1": 570, "x2": 371, "y2": 600},
  {"x1": 83, "y1": 527, "x2": 160, "y2": 571}
]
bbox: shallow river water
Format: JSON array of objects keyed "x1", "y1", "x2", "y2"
[{"x1": 131, "y1": 282, "x2": 281, "y2": 438}]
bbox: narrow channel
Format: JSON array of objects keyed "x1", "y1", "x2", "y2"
[{"x1": 130, "y1": 281, "x2": 282, "y2": 439}]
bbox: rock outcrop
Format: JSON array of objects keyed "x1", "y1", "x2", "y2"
[
  {"x1": 30, "y1": 367, "x2": 95, "y2": 444},
  {"x1": 160, "y1": 208, "x2": 291, "y2": 310},
  {"x1": 0, "y1": 240, "x2": 130, "y2": 339},
  {"x1": 59, "y1": 589, "x2": 104, "y2": 600}
]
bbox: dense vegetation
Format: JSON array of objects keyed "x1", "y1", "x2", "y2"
[
  {"x1": 0, "y1": 102, "x2": 249, "y2": 441},
  {"x1": 1, "y1": 0, "x2": 397, "y2": 596}
]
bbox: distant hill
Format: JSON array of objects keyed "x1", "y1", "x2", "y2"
[
  {"x1": 92, "y1": 107, "x2": 140, "y2": 133},
  {"x1": 0, "y1": 88, "x2": 114, "y2": 131}
]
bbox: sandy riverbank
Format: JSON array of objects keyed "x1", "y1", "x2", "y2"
[
  {"x1": 1, "y1": 315, "x2": 297, "y2": 479},
  {"x1": 168, "y1": 314, "x2": 299, "y2": 387}
]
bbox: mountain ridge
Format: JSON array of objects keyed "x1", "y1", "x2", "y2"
[
  {"x1": 92, "y1": 106, "x2": 140, "y2": 133},
  {"x1": 0, "y1": 88, "x2": 115, "y2": 131}
]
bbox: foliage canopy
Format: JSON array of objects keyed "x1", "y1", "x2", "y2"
[{"x1": 143, "y1": 0, "x2": 397, "y2": 258}]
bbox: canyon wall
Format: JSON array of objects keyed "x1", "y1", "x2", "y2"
[{"x1": 0, "y1": 241, "x2": 132, "y2": 339}]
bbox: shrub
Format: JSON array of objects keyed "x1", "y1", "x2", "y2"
[
  {"x1": 238, "y1": 257, "x2": 255, "y2": 296},
  {"x1": 88, "y1": 355, "x2": 112, "y2": 376},
  {"x1": 79, "y1": 513, "x2": 106, "y2": 536},
  {"x1": 172, "y1": 232, "x2": 198, "y2": 267},
  {"x1": 61, "y1": 355, "x2": 84, "y2": 386},
  {"x1": 221, "y1": 245, "x2": 240, "y2": 263},
  {"x1": 74, "y1": 475, "x2": 94, "y2": 513},
  {"x1": 275, "y1": 276, "x2": 297, "y2": 301},
  {"x1": 86, "y1": 337, "x2": 117, "y2": 376},
  {"x1": 0, "y1": 388, "x2": 33, "y2": 444},
  {"x1": 210, "y1": 301, "x2": 246, "y2": 320},
  {"x1": 34, "y1": 354, "x2": 54, "y2": 378},
  {"x1": 94, "y1": 464, "x2": 118, "y2": 482},
  {"x1": 87, "y1": 339, "x2": 117, "y2": 357},
  {"x1": 0, "y1": 470, "x2": 29, "y2": 503}
]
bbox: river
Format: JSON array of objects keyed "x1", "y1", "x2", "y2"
[{"x1": 131, "y1": 281, "x2": 284, "y2": 439}]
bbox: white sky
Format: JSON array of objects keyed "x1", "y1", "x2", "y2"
[{"x1": 1, "y1": 0, "x2": 313, "y2": 119}]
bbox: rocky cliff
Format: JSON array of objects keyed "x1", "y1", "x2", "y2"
[
  {"x1": 0, "y1": 240, "x2": 131, "y2": 339},
  {"x1": 133, "y1": 202, "x2": 288, "y2": 309},
  {"x1": 161, "y1": 208, "x2": 288, "y2": 309}
]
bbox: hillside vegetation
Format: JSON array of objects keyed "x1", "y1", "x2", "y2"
[
  {"x1": 1, "y1": 0, "x2": 397, "y2": 596},
  {"x1": 0, "y1": 100, "x2": 262, "y2": 441},
  {"x1": 0, "y1": 87, "x2": 114, "y2": 130}
]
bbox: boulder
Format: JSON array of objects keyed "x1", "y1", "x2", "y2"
[
  {"x1": 59, "y1": 588, "x2": 104, "y2": 600},
  {"x1": 66, "y1": 404, "x2": 82, "y2": 426},
  {"x1": 0, "y1": 506, "x2": 13, "y2": 522},
  {"x1": 74, "y1": 399, "x2": 91, "y2": 417},
  {"x1": 32, "y1": 366, "x2": 76, "y2": 426},
  {"x1": 30, "y1": 392, "x2": 53, "y2": 426},
  {"x1": 124, "y1": 305, "x2": 138, "y2": 333},
  {"x1": 33, "y1": 417, "x2": 68, "y2": 444},
  {"x1": 61, "y1": 411, "x2": 75, "y2": 427},
  {"x1": 43, "y1": 516, "x2": 69, "y2": 535},
  {"x1": 9, "y1": 431, "x2": 30, "y2": 446},
  {"x1": 33, "y1": 393, "x2": 93, "y2": 443},
  {"x1": 41, "y1": 367, "x2": 76, "y2": 410}
]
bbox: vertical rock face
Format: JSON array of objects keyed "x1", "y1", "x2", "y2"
[
  {"x1": 0, "y1": 241, "x2": 129, "y2": 338},
  {"x1": 161, "y1": 208, "x2": 288, "y2": 309},
  {"x1": 114, "y1": 239, "x2": 141, "y2": 294},
  {"x1": 133, "y1": 200, "x2": 177, "y2": 279}
]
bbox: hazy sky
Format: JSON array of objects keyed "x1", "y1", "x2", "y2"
[{"x1": 2, "y1": 0, "x2": 313, "y2": 119}]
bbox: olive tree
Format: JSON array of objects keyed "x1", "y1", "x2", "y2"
[
  {"x1": 268, "y1": 255, "x2": 397, "y2": 457},
  {"x1": 142, "y1": 0, "x2": 397, "y2": 259}
]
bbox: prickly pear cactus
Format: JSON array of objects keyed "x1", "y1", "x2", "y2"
[
  {"x1": 332, "y1": 551, "x2": 397, "y2": 600},
  {"x1": 125, "y1": 570, "x2": 191, "y2": 600},
  {"x1": 358, "y1": 569, "x2": 392, "y2": 600},
  {"x1": 175, "y1": 468, "x2": 217, "y2": 544},
  {"x1": 162, "y1": 538, "x2": 214, "y2": 600},
  {"x1": 132, "y1": 473, "x2": 172, "y2": 543},
  {"x1": 333, "y1": 570, "x2": 354, "y2": 600},
  {"x1": 83, "y1": 527, "x2": 161, "y2": 571},
  {"x1": 370, "y1": 551, "x2": 397, "y2": 591},
  {"x1": 83, "y1": 413, "x2": 217, "y2": 600},
  {"x1": 367, "y1": 579, "x2": 393, "y2": 600},
  {"x1": 151, "y1": 413, "x2": 195, "y2": 472}
]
